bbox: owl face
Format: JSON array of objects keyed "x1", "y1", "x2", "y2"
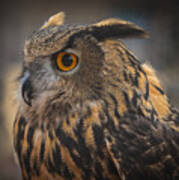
[
  {"x1": 19, "y1": 12, "x2": 148, "y2": 109},
  {"x1": 20, "y1": 29, "x2": 104, "y2": 108}
]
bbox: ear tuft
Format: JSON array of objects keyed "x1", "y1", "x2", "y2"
[
  {"x1": 90, "y1": 18, "x2": 149, "y2": 41},
  {"x1": 94, "y1": 18, "x2": 132, "y2": 27},
  {"x1": 41, "y1": 11, "x2": 65, "y2": 29}
]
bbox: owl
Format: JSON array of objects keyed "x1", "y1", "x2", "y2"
[{"x1": 13, "y1": 12, "x2": 179, "y2": 180}]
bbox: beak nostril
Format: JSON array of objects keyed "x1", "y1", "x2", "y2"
[{"x1": 21, "y1": 72, "x2": 33, "y2": 106}]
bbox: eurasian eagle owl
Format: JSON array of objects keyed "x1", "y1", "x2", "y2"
[{"x1": 13, "y1": 12, "x2": 179, "y2": 180}]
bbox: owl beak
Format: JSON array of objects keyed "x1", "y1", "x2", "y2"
[{"x1": 21, "y1": 72, "x2": 33, "y2": 106}]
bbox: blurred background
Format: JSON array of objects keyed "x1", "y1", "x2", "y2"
[{"x1": 0, "y1": 0, "x2": 179, "y2": 179}]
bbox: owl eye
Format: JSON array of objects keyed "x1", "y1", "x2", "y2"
[{"x1": 56, "y1": 52, "x2": 79, "y2": 72}]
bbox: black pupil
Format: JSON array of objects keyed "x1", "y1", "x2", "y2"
[{"x1": 62, "y1": 54, "x2": 74, "y2": 67}]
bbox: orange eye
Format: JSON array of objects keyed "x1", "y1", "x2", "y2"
[{"x1": 56, "y1": 52, "x2": 78, "y2": 72}]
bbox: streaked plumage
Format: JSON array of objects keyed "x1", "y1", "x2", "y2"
[{"x1": 13, "y1": 12, "x2": 179, "y2": 180}]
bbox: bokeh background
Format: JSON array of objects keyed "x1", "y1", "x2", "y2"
[{"x1": 0, "y1": 0, "x2": 179, "y2": 179}]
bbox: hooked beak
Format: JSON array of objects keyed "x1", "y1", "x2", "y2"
[{"x1": 21, "y1": 72, "x2": 33, "y2": 106}]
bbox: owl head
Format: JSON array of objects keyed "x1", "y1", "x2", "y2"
[{"x1": 19, "y1": 12, "x2": 148, "y2": 111}]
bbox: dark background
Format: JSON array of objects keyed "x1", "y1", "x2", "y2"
[{"x1": 0, "y1": 0, "x2": 179, "y2": 179}]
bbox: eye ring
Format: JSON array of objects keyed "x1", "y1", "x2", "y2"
[{"x1": 55, "y1": 52, "x2": 79, "y2": 72}]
